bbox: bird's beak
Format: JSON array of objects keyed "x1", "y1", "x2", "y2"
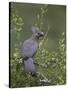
[
  {"x1": 39, "y1": 32, "x2": 44, "y2": 37},
  {"x1": 41, "y1": 32, "x2": 44, "y2": 36}
]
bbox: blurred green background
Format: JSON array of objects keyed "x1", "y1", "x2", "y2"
[{"x1": 10, "y1": 2, "x2": 66, "y2": 88}]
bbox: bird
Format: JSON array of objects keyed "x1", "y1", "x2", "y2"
[{"x1": 22, "y1": 26, "x2": 44, "y2": 76}]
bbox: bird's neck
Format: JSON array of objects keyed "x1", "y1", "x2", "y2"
[{"x1": 31, "y1": 34, "x2": 38, "y2": 41}]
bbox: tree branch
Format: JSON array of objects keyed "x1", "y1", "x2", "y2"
[{"x1": 34, "y1": 61, "x2": 47, "y2": 68}]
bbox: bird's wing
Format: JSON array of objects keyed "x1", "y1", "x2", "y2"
[{"x1": 23, "y1": 39, "x2": 38, "y2": 57}]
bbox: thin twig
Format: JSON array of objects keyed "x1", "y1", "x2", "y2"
[{"x1": 34, "y1": 61, "x2": 47, "y2": 68}]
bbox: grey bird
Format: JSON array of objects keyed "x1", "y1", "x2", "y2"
[{"x1": 22, "y1": 26, "x2": 44, "y2": 76}]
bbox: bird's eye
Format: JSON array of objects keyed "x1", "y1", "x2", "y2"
[{"x1": 38, "y1": 33, "x2": 40, "y2": 35}]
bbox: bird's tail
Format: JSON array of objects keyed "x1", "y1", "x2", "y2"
[{"x1": 24, "y1": 57, "x2": 37, "y2": 76}]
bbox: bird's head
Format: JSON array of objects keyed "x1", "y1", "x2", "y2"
[{"x1": 32, "y1": 26, "x2": 44, "y2": 39}]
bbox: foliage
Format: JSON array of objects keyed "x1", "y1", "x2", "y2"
[
  {"x1": 34, "y1": 32, "x2": 66, "y2": 85},
  {"x1": 10, "y1": 4, "x2": 66, "y2": 87}
]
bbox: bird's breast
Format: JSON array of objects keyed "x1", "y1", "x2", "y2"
[{"x1": 22, "y1": 39, "x2": 38, "y2": 57}]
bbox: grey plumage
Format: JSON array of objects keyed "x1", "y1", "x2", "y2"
[
  {"x1": 24, "y1": 58, "x2": 36, "y2": 74},
  {"x1": 22, "y1": 26, "x2": 44, "y2": 76}
]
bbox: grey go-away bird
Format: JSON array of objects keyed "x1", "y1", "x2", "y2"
[{"x1": 22, "y1": 26, "x2": 44, "y2": 76}]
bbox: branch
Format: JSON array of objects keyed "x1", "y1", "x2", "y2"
[
  {"x1": 34, "y1": 61, "x2": 47, "y2": 68},
  {"x1": 43, "y1": 24, "x2": 50, "y2": 40}
]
